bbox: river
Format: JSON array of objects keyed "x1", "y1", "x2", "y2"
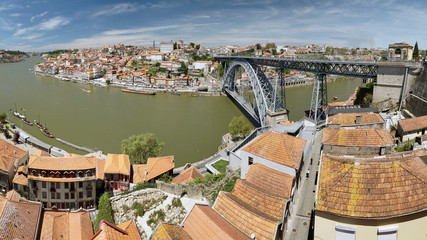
[{"x1": 0, "y1": 57, "x2": 362, "y2": 166}]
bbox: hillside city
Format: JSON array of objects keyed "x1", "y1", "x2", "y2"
[{"x1": 0, "y1": 38, "x2": 426, "y2": 240}]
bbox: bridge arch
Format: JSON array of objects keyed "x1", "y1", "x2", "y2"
[{"x1": 222, "y1": 60, "x2": 285, "y2": 127}]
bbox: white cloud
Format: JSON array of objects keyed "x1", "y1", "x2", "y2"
[
  {"x1": 14, "y1": 16, "x2": 70, "y2": 39},
  {"x1": 93, "y1": 3, "x2": 145, "y2": 17},
  {"x1": 30, "y1": 11, "x2": 48, "y2": 22}
]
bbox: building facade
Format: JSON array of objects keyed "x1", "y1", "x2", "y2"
[
  {"x1": 160, "y1": 41, "x2": 174, "y2": 54},
  {"x1": 104, "y1": 154, "x2": 130, "y2": 192},
  {"x1": 388, "y1": 42, "x2": 413, "y2": 61},
  {"x1": 27, "y1": 156, "x2": 97, "y2": 210}
]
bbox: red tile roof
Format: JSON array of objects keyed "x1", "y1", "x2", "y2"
[
  {"x1": 327, "y1": 112, "x2": 384, "y2": 126},
  {"x1": 172, "y1": 166, "x2": 203, "y2": 184},
  {"x1": 182, "y1": 204, "x2": 250, "y2": 240},
  {"x1": 151, "y1": 222, "x2": 192, "y2": 240},
  {"x1": 317, "y1": 151, "x2": 427, "y2": 219},
  {"x1": 322, "y1": 128, "x2": 393, "y2": 147},
  {"x1": 91, "y1": 219, "x2": 142, "y2": 240},
  {"x1": 398, "y1": 115, "x2": 427, "y2": 133},
  {"x1": 242, "y1": 131, "x2": 306, "y2": 169}
]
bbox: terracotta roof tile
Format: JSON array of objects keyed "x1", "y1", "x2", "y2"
[
  {"x1": 232, "y1": 179, "x2": 287, "y2": 220},
  {"x1": 316, "y1": 151, "x2": 427, "y2": 219},
  {"x1": 214, "y1": 192, "x2": 279, "y2": 240},
  {"x1": 0, "y1": 155, "x2": 14, "y2": 173},
  {"x1": 245, "y1": 164, "x2": 294, "y2": 199},
  {"x1": 242, "y1": 131, "x2": 306, "y2": 169},
  {"x1": 29, "y1": 155, "x2": 96, "y2": 171},
  {"x1": 0, "y1": 196, "x2": 42, "y2": 240},
  {"x1": 182, "y1": 204, "x2": 250, "y2": 240},
  {"x1": 151, "y1": 222, "x2": 192, "y2": 240},
  {"x1": 12, "y1": 172, "x2": 28, "y2": 186},
  {"x1": 0, "y1": 139, "x2": 28, "y2": 159},
  {"x1": 322, "y1": 128, "x2": 393, "y2": 147},
  {"x1": 172, "y1": 166, "x2": 203, "y2": 184},
  {"x1": 132, "y1": 156, "x2": 175, "y2": 183},
  {"x1": 91, "y1": 219, "x2": 142, "y2": 240},
  {"x1": 398, "y1": 115, "x2": 427, "y2": 133},
  {"x1": 104, "y1": 154, "x2": 130, "y2": 175},
  {"x1": 327, "y1": 112, "x2": 384, "y2": 126},
  {"x1": 41, "y1": 211, "x2": 94, "y2": 240}
]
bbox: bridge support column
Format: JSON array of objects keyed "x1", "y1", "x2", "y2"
[
  {"x1": 309, "y1": 74, "x2": 327, "y2": 124},
  {"x1": 265, "y1": 110, "x2": 288, "y2": 126}
]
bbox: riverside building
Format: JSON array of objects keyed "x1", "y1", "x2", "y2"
[{"x1": 27, "y1": 155, "x2": 97, "y2": 210}]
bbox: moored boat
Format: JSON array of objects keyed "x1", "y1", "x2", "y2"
[
  {"x1": 83, "y1": 88, "x2": 91, "y2": 93},
  {"x1": 121, "y1": 88, "x2": 156, "y2": 95},
  {"x1": 41, "y1": 128, "x2": 54, "y2": 138},
  {"x1": 22, "y1": 118, "x2": 33, "y2": 126}
]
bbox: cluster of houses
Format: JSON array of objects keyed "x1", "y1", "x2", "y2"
[
  {"x1": 33, "y1": 43, "x2": 216, "y2": 87},
  {"x1": 314, "y1": 106, "x2": 427, "y2": 240}
]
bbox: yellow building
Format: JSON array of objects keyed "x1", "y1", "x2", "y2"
[
  {"x1": 388, "y1": 42, "x2": 413, "y2": 61},
  {"x1": 314, "y1": 151, "x2": 427, "y2": 240}
]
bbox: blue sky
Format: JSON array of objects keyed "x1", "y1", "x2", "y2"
[{"x1": 0, "y1": 0, "x2": 425, "y2": 51}]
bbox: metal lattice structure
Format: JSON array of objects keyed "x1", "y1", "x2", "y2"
[
  {"x1": 216, "y1": 56, "x2": 378, "y2": 78},
  {"x1": 222, "y1": 60, "x2": 285, "y2": 127},
  {"x1": 216, "y1": 56, "x2": 378, "y2": 125},
  {"x1": 309, "y1": 74, "x2": 328, "y2": 122}
]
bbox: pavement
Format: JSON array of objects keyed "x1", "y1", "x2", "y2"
[{"x1": 284, "y1": 128, "x2": 323, "y2": 240}]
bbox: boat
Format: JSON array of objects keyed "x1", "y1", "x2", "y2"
[
  {"x1": 121, "y1": 88, "x2": 156, "y2": 95},
  {"x1": 34, "y1": 114, "x2": 47, "y2": 130},
  {"x1": 41, "y1": 128, "x2": 54, "y2": 138},
  {"x1": 13, "y1": 110, "x2": 25, "y2": 119},
  {"x1": 22, "y1": 118, "x2": 33, "y2": 126},
  {"x1": 332, "y1": 96, "x2": 339, "y2": 101},
  {"x1": 83, "y1": 88, "x2": 91, "y2": 93}
]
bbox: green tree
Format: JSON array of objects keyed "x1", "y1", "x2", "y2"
[
  {"x1": 195, "y1": 44, "x2": 200, "y2": 50},
  {"x1": 0, "y1": 113, "x2": 7, "y2": 123},
  {"x1": 159, "y1": 173, "x2": 172, "y2": 183},
  {"x1": 229, "y1": 116, "x2": 253, "y2": 140},
  {"x1": 94, "y1": 192, "x2": 114, "y2": 232},
  {"x1": 218, "y1": 63, "x2": 224, "y2": 77},
  {"x1": 178, "y1": 62, "x2": 188, "y2": 74},
  {"x1": 413, "y1": 41, "x2": 419, "y2": 61},
  {"x1": 121, "y1": 133, "x2": 164, "y2": 164},
  {"x1": 255, "y1": 43, "x2": 262, "y2": 50},
  {"x1": 173, "y1": 42, "x2": 177, "y2": 50},
  {"x1": 265, "y1": 42, "x2": 276, "y2": 50},
  {"x1": 190, "y1": 42, "x2": 195, "y2": 48}
]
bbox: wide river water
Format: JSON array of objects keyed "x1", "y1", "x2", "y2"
[{"x1": 0, "y1": 57, "x2": 361, "y2": 166}]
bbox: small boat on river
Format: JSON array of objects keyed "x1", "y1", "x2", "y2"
[
  {"x1": 22, "y1": 118, "x2": 33, "y2": 126},
  {"x1": 121, "y1": 88, "x2": 156, "y2": 95},
  {"x1": 41, "y1": 128, "x2": 54, "y2": 138},
  {"x1": 83, "y1": 88, "x2": 91, "y2": 93}
]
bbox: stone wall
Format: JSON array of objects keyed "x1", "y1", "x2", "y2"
[
  {"x1": 323, "y1": 145, "x2": 393, "y2": 156},
  {"x1": 156, "y1": 181, "x2": 204, "y2": 200},
  {"x1": 406, "y1": 94, "x2": 427, "y2": 117}
]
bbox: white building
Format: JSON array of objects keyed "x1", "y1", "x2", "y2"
[{"x1": 160, "y1": 41, "x2": 174, "y2": 54}]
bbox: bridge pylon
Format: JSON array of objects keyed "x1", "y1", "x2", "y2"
[{"x1": 309, "y1": 74, "x2": 327, "y2": 123}]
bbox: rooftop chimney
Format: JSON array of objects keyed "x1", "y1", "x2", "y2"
[{"x1": 355, "y1": 115, "x2": 361, "y2": 124}]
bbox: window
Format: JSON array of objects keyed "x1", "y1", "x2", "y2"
[
  {"x1": 42, "y1": 192, "x2": 47, "y2": 199},
  {"x1": 51, "y1": 193, "x2": 55, "y2": 199},
  {"x1": 248, "y1": 157, "x2": 254, "y2": 166},
  {"x1": 79, "y1": 182, "x2": 83, "y2": 188},
  {"x1": 57, "y1": 193, "x2": 61, "y2": 199},
  {"x1": 79, "y1": 192, "x2": 83, "y2": 198},
  {"x1": 70, "y1": 183, "x2": 75, "y2": 189},
  {"x1": 87, "y1": 190, "x2": 92, "y2": 198},
  {"x1": 378, "y1": 226, "x2": 398, "y2": 240},
  {"x1": 71, "y1": 193, "x2": 75, "y2": 199},
  {"x1": 42, "y1": 182, "x2": 46, "y2": 188},
  {"x1": 56, "y1": 182, "x2": 60, "y2": 189},
  {"x1": 65, "y1": 193, "x2": 69, "y2": 199},
  {"x1": 336, "y1": 224, "x2": 355, "y2": 240},
  {"x1": 65, "y1": 183, "x2": 69, "y2": 188}
]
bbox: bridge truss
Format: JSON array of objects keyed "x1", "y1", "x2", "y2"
[{"x1": 216, "y1": 56, "x2": 378, "y2": 124}]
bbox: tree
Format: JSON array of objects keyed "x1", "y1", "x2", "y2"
[
  {"x1": 265, "y1": 42, "x2": 276, "y2": 50},
  {"x1": 218, "y1": 63, "x2": 224, "y2": 77},
  {"x1": 173, "y1": 42, "x2": 177, "y2": 50},
  {"x1": 190, "y1": 42, "x2": 195, "y2": 48},
  {"x1": 178, "y1": 62, "x2": 188, "y2": 74},
  {"x1": 229, "y1": 116, "x2": 253, "y2": 140},
  {"x1": 195, "y1": 44, "x2": 200, "y2": 50},
  {"x1": 255, "y1": 43, "x2": 262, "y2": 50},
  {"x1": 121, "y1": 133, "x2": 164, "y2": 164},
  {"x1": 413, "y1": 41, "x2": 419, "y2": 61},
  {"x1": 94, "y1": 192, "x2": 114, "y2": 232},
  {"x1": 0, "y1": 113, "x2": 6, "y2": 123}
]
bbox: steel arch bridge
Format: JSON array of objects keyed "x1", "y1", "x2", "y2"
[
  {"x1": 215, "y1": 56, "x2": 378, "y2": 126},
  {"x1": 222, "y1": 59, "x2": 286, "y2": 127}
]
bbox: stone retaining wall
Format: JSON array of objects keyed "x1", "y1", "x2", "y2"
[{"x1": 156, "y1": 181, "x2": 204, "y2": 200}]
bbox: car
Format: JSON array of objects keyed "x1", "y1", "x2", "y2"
[{"x1": 306, "y1": 169, "x2": 310, "y2": 178}]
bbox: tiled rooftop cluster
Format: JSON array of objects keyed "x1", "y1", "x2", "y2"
[
  {"x1": 317, "y1": 151, "x2": 427, "y2": 219},
  {"x1": 213, "y1": 164, "x2": 293, "y2": 240}
]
